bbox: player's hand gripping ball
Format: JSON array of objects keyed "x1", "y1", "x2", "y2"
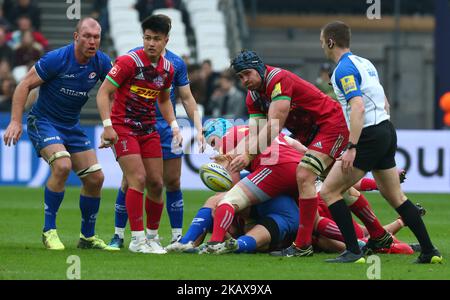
[{"x1": 199, "y1": 162, "x2": 233, "y2": 192}]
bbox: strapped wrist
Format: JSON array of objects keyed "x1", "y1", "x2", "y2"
[
  {"x1": 170, "y1": 120, "x2": 179, "y2": 130},
  {"x1": 102, "y1": 119, "x2": 112, "y2": 127}
]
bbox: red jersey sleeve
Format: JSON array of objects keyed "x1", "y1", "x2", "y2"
[
  {"x1": 106, "y1": 55, "x2": 134, "y2": 88},
  {"x1": 267, "y1": 72, "x2": 293, "y2": 102}
]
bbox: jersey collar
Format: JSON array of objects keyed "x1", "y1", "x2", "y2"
[{"x1": 338, "y1": 51, "x2": 353, "y2": 63}]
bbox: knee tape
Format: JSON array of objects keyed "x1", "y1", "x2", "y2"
[
  {"x1": 300, "y1": 153, "x2": 326, "y2": 176},
  {"x1": 47, "y1": 151, "x2": 71, "y2": 165},
  {"x1": 219, "y1": 185, "x2": 250, "y2": 211},
  {"x1": 343, "y1": 189, "x2": 359, "y2": 206},
  {"x1": 76, "y1": 163, "x2": 102, "y2": 178}
]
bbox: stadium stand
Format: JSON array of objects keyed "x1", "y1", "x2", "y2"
[{"x1": 184, "y1": 0, "x2": 230, "y2": 71}]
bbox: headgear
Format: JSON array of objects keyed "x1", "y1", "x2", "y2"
[
  {"x1": 231, "y1": 50, "x2": 266, "y2": 80},
  {"x1": 203, "y1": 118, "x2": 233, "y2": 141}
]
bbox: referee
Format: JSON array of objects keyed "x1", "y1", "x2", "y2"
[{"x1": 318, "y1": 21, "x2": 442, "y2": 264}]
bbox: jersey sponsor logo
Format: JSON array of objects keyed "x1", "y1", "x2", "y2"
[
  {"x1": 110, "y1": 64, "x2": 121, "y2": 76},
  {"x1": 60, "y1": 87, "x2": 87, "y2": 97},
  {"x1": 130, "y1": 85, "x2": 160, "y2": 99},
  {"x1": 62, "y1": 73, "x2": 76, "y2": 78},
  {"x1": 271, "y1": 82, "x2": 282, "y2": 99},
  {"x1": 88, "y1": 72, "x2": 96, "y2": 79},
  {"x1": 340, "y1": 75, "x2": 358, "y2": 94}
]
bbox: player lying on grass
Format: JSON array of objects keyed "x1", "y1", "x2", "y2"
[
  {"x1": 166, "y1": 188, "x2": 301, "y2": 254},
  {"x1": 166, "y1": 174, "x2": 419, "y2": 255},
  {"x1": 167, "y1": 119, "x2": 415, "y2": 254},
  {"x1": 200, "y1": 119, "x2": 407, "y2": 255}
]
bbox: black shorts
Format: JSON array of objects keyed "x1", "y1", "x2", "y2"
[{"x1": 353, "y1": 120, "x2": 397, "y2": 172}]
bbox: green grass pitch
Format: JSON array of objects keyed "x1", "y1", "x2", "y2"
[{"x1": 0, "y1": 186, "x2": 448, "y2": 280}]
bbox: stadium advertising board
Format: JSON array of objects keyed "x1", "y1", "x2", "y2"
[{"x1": 1, "y1": 116, "x2": 449, "y2": 193}]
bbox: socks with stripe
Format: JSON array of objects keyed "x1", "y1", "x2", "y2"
[
  {"x1": 126, "y1": 188, "x2": 144, "y2": 231},
  {"x1": 210, "y1": 203, "x2": 235, "y2": 242},
  {"x1": 43, "y1": 186, "x2": 65, "y2": 232},
  {"x1": 294, "y1": 196, "x2": 318, "y2": 248},
  {"x1": 316, "y1": 217, "x2": 344, "y2": 242},
  {"x1": 180, "y1": 207, "x2": 213, "y2": 244},
  {"x1": 352, "y1": 219, "x2": 365, "y2": 239},
  {"x1": 349, "y1": 194, "x2": 385, "y2": 239},
  {"x1": 145, "y1": 197, "x2": 164, "y2": 231}
]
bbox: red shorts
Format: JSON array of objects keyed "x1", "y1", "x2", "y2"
[
  {"x1": 308, "y1": 123, "x2": 349, "y2": 159},
  {"x1": 113, "y1": 125, "x2": 162, "y2": 159},
  {"x1": 241, "y1": 162, "x2": 299, "y2": 203}
]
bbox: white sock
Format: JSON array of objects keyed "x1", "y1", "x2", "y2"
[
  {"x1": 115, "y1": 227, "x2": 125, "y2": 239},
  {"x1": 146, "y1": 229, "x2": 158, "y2": 239},
  {"x1": 131, "y1": 231, "x2": 145, "y2": 242},
  {"x1": 171, "y1": 228, "x2": 182, "y2": 241}
]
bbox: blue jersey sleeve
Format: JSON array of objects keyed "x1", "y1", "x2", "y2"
[
  {"x1": 98, "y1": 52, "x2": 113, "y2": 81},
  {"x1": 34, "y1": 49, "x2": 64, "y2": 81},
  {"x1": 334, "y1": 59, "x2": 362, "y2": 102},
  {"x1": 173, "y1": 56, "x2": 189, "y2": 87}
]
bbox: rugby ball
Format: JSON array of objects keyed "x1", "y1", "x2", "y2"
[{"x1": 199, "y1": 162, "x2": 233, "y2": 192}]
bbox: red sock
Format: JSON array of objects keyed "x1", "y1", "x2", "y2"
[
  {"x1": 353, "y1": 219, "x2": 365, "y2": 239},
  {"x1": 126, "y1": 188, "x2": 144, "y2": 231},
  {"x1": 349, "y1": 194, "x2": 385, "y2": 238},
  {"x1": 360, "y1": 178, "x2": 378, "y2": 191},
  {"x1": 210, "y1": 203, "x2": 234, "y2": 242},
  {"x1": 145, "y1": 197, "x2": 164, "y2": 230},
  {"x1": 316, "y1": 217, "x2": 344, "y2": 242},
  {"x1": 294, "y1": 196, "x2": 318, "y2": 248}
]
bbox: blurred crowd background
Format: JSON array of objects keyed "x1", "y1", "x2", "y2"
[{"x1": 1, "y1": 0, "x2": 449, "y2": 130}]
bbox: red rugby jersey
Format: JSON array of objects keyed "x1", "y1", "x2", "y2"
[
  {"x1": 107, "y1": 49, "x2": 174, "y2": 135},
  {"x1": 246, "y1": 65, "x2": 345, "y2": 145},
  {"x1": 220, "y1": 125, "x2": 303, "y2": 170}
]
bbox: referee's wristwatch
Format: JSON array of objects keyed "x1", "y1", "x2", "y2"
[{"x1": 346, "y1": 142, "x2": 357, "y2": 150}]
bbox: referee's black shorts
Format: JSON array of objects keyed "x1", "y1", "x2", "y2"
[{"x1": 353, "y1": 120, "x2": 397, "y2": 172}]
